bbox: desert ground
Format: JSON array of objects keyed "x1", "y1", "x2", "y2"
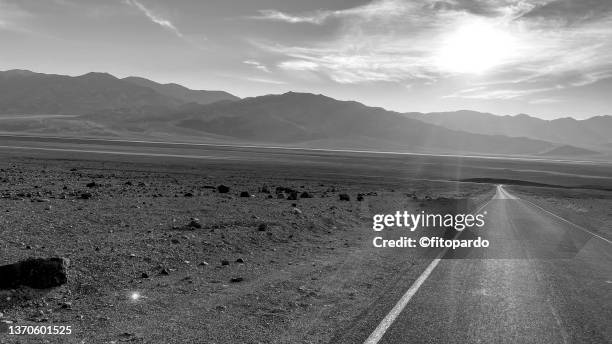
[{"x1": 0, "y1": 137, "x2": 610, "y2": 343}]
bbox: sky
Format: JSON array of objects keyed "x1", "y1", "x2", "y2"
[{"x1": 1, "y1": 0, "x2": 612, "y2": 119}]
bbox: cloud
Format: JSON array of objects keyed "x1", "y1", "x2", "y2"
[
  {"x1": 520, "y1": 0, "x2": 612, "y2": 24},
  {"x1": 0, "y1": 0, "x2": 33, "y2": 33},
  {"x1": 124, "y1": 0, "x2": 183, "y2": 38},
  {"x1": 243, "y1": 60, "x2": 271, "y2": 73},
  {"x1": 278, "y1": 60, "x2": 319, "y2": 71},
  {"x1": 254, "y1": 0, "x2": 418, "y2": 25},
  {"x1": 243, "y1": 77, "x2": 286, "y2": 85},
  {"x1": 252, "y1": 0, "x2": 612, "y2": 100},
  {"x1": 255, "y1": 9, "x2": 330, "y2": 24},
  {"x1": 444, "y1": 86, "x2": 560, "y2": 100}
]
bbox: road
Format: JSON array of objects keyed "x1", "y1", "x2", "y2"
[{"x1": 340, "y1": 185, "x2": 612, "y2": 344}]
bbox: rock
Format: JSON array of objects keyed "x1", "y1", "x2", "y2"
[
  {"x1": 171, "y1": 238, "x2": 180, "y2": 244},
  {"x1": 230, "y1": 277, "x2": 244, "y2": 283},
  {"x1": 184, "y1": 192, "x2": 194, "y2": 197},
  {"x1": 141, "y1": 272, "x2": 149, "y2": 279},
  {"x1": 276, "y1": 186, "x2": 297, "y2": 194},
  {"x1": 257, "y1": 223, "x2": 267, "y2": 231},
  {"x1": 300, "y1": 191, "x2": 312, "y2": 198},
  {"x1": 239, "y1": 191, "x2": 250, "y2": 197},
  {"x1": 217, "y1": 185, "x2": 230, "y2": 193},
  {"x1": 158, "y1": 268, "x2": 170, "y2": 276},
  {"x1": 357, "y1": 194, "x2": 364, "y2": 201},
  {"x1": 79, "y1": 192, "x2": 92, "y2": 200},
  {"x1": 187, "y1": 218, "x2": 202, "y2": 229},
  {"x1": 221, "y1": 260, "x2": 230, "y2": 266},
  {"x1": 199, "y1": 261, "x2": 209, "y2": 266},
  {"x1": 60, "y1": 302, "x2": 72, "y2": 309},
  {"x1": 260, "y1": 185, "x2": 270, "y2": 193},
  {"x1": 277, "y1": 193, "x2": 285, "y2": 199},
  {"x1": 86, "y1": 182, "x2": 97, "y2": 188},
  {"x1": 287, "y1": 191, "x2": 298, "y2": 200},
  {"x1": 292, "y1": 207, "x2": 302, "y2": 215},
  {"x1": 235, "y1": 258, "x2": 245, "y2": 264},
  {"x1": 125, "y1": 181, "x2": 133, "y2": 186},
  {"x1": 339, "y1": 193, "x2": 350, "y2": 201},
  {"x1": 0, "y1": 257, "x2": 69, "y2": 289}
]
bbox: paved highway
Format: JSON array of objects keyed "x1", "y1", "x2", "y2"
[{"x1": 347, "y1": 185, "x2": 612, "y2": 344}]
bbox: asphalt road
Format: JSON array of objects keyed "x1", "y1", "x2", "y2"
[{"x1": 354, "y1": 185, "x2": 612, "y2": 344}]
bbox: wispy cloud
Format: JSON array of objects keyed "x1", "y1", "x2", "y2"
[
  {"x1": 278, "y1": 60, "x2": 319, "y2": 71},
  {"x1": 124, "y1": 0, "x2": 183, "y2": 38},
  {"x1": 244, "y1": 60, "x2": 270, "y2": 73},
  {"x1": 444, "y1": 86, "x2": 561, "y2": 100},
  {"x1": 243, "y1": 76, "x2": 286, "y2": 85},
  {"x1": 252, "y1": 0, "x2": 612, "y2": 100},
  {"x1": 254, "y1": 0, "x2": 419, "y2": 25},
  {"x1": 255, "y1": 9, "x2": 330, "y2": 24}
]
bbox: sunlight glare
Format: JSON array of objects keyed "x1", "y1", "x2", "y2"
[{"x1": 435, "y1": 20, "x2": 517, "y2": 74}]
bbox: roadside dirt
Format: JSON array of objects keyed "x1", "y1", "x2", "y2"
[
  {"x1": 0, "y1": 157, "x2": 491, "y2": 343},
  {"x1": 507, "y1": 186, "x2": 612, "y2": 240}
]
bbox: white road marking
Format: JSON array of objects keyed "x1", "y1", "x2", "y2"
[
  {"x1": 363, "y1": 199, "x2": 493, "y2": 344},
  {"x1": 494, "y1": 185, "x2": 518, "y2": 199},
  {"x1": 509, "y1": 187, "x2": 612, "y2": 245}
]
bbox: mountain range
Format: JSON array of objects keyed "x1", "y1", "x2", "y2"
[
  {"x1": 0, "y1": 69, "x2": 609, "y2": 159},
  {"x1": 404, "y1": 110, "x2": 611, "y2": 149}
]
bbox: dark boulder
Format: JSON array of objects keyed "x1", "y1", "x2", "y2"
[
  {"x1": 0, "y1": 257, "x2": 69, "y2": 289},
  {"x1": 240, "y1": 191, "x2": 250, "y2": 197},
  {"x1": 300, "y1": 192, "x2": 312, "y2": 199},
  {"x1": 339, "y1": 194, "x2": 350, "y2": 201},
  {"x1": 217, "y1": 185, "x2": 230, "y2": 193},
  {"x1": 188, "y1": 218, "x2": 202, "y2": 229}
]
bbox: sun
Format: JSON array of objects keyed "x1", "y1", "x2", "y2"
[{"x1": 435, "y1": 20, "x2": 517, "y2": 74}]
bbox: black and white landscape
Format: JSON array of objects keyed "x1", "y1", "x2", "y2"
[{"x1": 0, "y1": 1, "x2": 611, "y2": 343}]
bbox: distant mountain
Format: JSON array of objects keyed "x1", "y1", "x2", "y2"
[
  {"x1": 123, "y1": 76, "x2": 239, "y2": 105},
  {"x1": 539, "y1": 145, "x2": 600, "y2": 157},
  {"x1": 0, "y1": 69, "x2": 182, "y2": 115},
  {"x1": 154, "y1": 92, "x2": 556, "y2": 155},
  {"x1": 404, "y1": 110, "x2": 612, "y2": 149},
  {"x1": 0, "y1": 69, "x2": 601, "y2": 158}
]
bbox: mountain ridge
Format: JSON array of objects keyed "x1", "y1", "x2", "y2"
[
  {"x1": 404, "y1": 110, "x2": 612, "y2": 149},
  {"x1": 0, "y1": 69, "x2": 607, "y2": 159},
  {"x1": 122, "y1": 76, "x2": 239, "y2": 105}
]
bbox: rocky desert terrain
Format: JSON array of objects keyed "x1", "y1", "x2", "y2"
[{"x1": 0, "y1": 153, "x2": 492, "y2": 344}]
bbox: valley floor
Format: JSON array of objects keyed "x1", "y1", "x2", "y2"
[{"x1": 0, "y1": 142, "x2": 610, "y2": 343}]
